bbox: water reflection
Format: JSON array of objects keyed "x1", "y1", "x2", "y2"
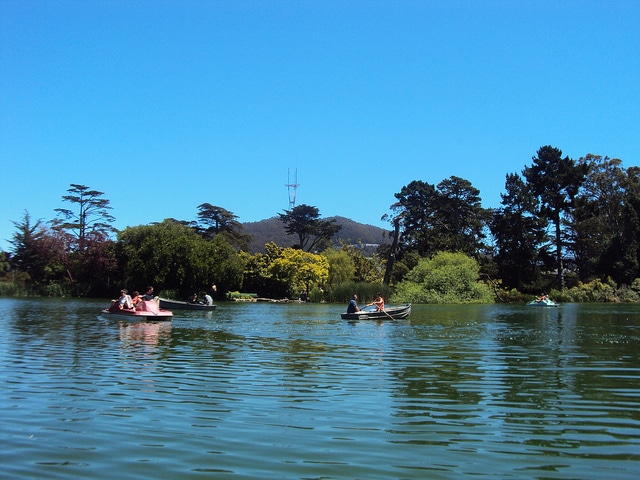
[
  {"x1": 382, "y1": 304, "x2": 640, "y2": 476},
  {"x1": 118, "y1": 321, "x2": 172, "y2": 349},
  {"x1": 0, "y1": 299, "x2": 639, "y2": 479}
]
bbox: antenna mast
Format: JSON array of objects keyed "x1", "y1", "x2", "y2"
[{"x1": 286, "y1": 168, "x2": 299, "y2": 209}]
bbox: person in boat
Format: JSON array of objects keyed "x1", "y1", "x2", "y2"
[
  {"x1": 116, "y1": 289, "x2": 134, "y2": 310},
  {"x1": 188, "y1": 293, "x2": 199, "y2": 304},
  {"x1": 347, "y1": 294, "x2": 360, "y2": 314},
  {"x1": 536, "y1": 293, "x2": 549, "y2": 302},
  {"x1": 203, "y1": 292, "x2": 213, "y2": 306},
  {"x1": 131, "y1": 291, "x2": 142, "y2": 309},
  {"x1": 142, "y1": 286, "x2": 156, "y2": 301},
  {"x1": 368, "y1": 292, "x2": 385, "y2": 311}
]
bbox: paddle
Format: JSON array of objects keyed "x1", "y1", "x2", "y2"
[
  {"x1": 379, "y1": 308, "x2": 396, "y2": 321},
  {"x1": 366, "y1": 303, "x2": 396, "y2": 321}
]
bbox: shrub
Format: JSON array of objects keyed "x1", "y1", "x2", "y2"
[
  {"x1": 391, "y1": 251, "x2": 494, "y2": 304},
  {"x1": 0, "y1": 282, "x2": 28, "y2": 296},
  {"x1": 563, "y1": 278, "x2": 618, "y2": 302}
]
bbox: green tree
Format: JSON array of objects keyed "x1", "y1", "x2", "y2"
[
  {"x1": 386, "y1": 180, "x2": 438, "y2": 256},
  {"x1": 53, "y1": 184, "x2": 117, "y2": 252},
  {"x1": 523, "y1": 146, "x2": 589, "y2": 289},
  {"x1": 0, "y1": 251, "x2": 9, "y2": 281},
  {"x1": 386, "y1": 176, "x2": 490, "y2": 263},
  {"x1": 196, "y1": 203, "x2": 252, "y2": 251},
  {"x1": 272, "y1": 247, "x2": 329, "y2": 299},
  {"x1": 621, "y1": 167, "x2": 640, "y2": 279},
  {"x1": 239, "y1": 249, "x2": 280, "y2": 297},
  {"x1": 339, "y1": 244, "x2": 384, "y2": 283},
  {"x1": 241, "y1": 242, "x2": 329, "y2": 299},
  {"x1": 596, "y1": 165, "x2": 640, "y2": 284},
  {"x1": 392, "y1": 251, "x2": 494, "y2": 304},
  {"x1": 116, "y1": 219, "x2": 244, "y2": 296},
  {"x1": 51, "y1": 184, "x2": 119, "y2": 295},
  {"x1": 432, "y1": 176, "x2": 490, "y2": 255},
  {"x1": 278, "y1": 204, "x2": 342, "y2": 252},
  {"x1": 490, "y1": 173, "x2": 547, "y2": 290},
  {"x1": 78, "y1": 236, "x2": 118, "y2": 295},
  {"x1": 323, "y1": 248, "x2": 356, "y2": 286},
  {"x1": 205, "y1": 234, "x2": 246, "y2": 295},
  {"x1": 10, "y1": 211, "x2": 69, "y2": 288},
  {"x1": 382, "y1": 216, "x2": 401, "y2": 285},
  {"x1": 571, "y1": 155, "x2": 639, "y2": 283}
]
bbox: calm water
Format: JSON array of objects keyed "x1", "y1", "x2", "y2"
[{"x1": 1, "y1": 299, "x2": 639, "y2": 479}]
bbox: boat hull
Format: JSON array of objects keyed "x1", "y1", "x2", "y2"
[
  {"x1": 159, "y1": 298, "x2": 217, "y2": 311},
  {"x1": 341, "y1": 304, "x2": 411, "y2": 320},
  {"x1": 527, "y1": 299, "x2": 559, "y2": 307},
  {"x1": 102, "y1": 300, "x2": 173, "y2": 320},
  {"x1": 101, "y1": 309, "x2": 173, "y2": 321}
]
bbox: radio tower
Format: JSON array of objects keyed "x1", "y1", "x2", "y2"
[{"x1": 286, "y1": 168, "x2": 299, "y2": 209}]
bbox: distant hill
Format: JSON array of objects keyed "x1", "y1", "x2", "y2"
[{"x1": 242, "y1": 216, "x2": 390, "y2": 254}]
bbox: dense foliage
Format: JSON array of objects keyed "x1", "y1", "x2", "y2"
[
  {"x1": 571, "y1": 156, "x2": 640, "y2": 285},
  {"x1": 392, "y1": 252, "x2": 494, "y2": 304},
  {"x1": 115, "y1": 219, "x2": 244, "y2": 299},
  {"x1": 3, "y1": 146, "x2": 640, "y2": 304},
  {"x1": 522, "y1": 146, "x2": 589, "y2": 288},
  {"x1": 241, "y1": 243, "x2": 329, "y2": 299},
  {"x1": 491, "y1": 173, "x2": 547, "y2": 291},
  {"x1": 488, "y1": 151, "x2": 640, "y2": 294}
]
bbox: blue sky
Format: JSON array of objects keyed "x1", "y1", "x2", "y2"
[{"x1": 1, "y1": 0, "x2": 638, "y2": 252}]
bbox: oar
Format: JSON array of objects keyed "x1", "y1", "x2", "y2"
[
  {"x1": 380, "y1": 308, "x2": 396, "y2": 321},
  {"x1": 368, "y1": 303, "x2": 396, "y2": 321}
]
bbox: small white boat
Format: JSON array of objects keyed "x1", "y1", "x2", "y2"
[
  {"x1": 102, "y1": 300, "x2": 173, "y2": 321},
  {"x1": 527, "y1": 298, "x2": 559, "y2": 307}
]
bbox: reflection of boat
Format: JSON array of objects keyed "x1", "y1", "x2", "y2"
[
  {"x1": 527, "y1": 298, "x2": 559, "y2": 307},
  {"x1": 119, "y1": 321, "x2": 172, "y2": 346},
  {"x1": 341, "y1": 303, "x2": 411, "y2": 320},
  {"x1": 158, "y1": 298, "x2": 217, "y2": 311},
  {"x1": 102, "y1": 300, "x2": 173, "y2": 320}
]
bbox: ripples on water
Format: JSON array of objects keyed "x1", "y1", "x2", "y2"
[{"x1": 1, "y1": 299, "x2": 639, "y2": 479}]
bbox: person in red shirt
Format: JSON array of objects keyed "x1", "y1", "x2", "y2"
[{"x1": 369, "y1": 292, "x2": 385, "y2": 311}]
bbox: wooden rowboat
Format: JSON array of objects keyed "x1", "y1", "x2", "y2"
[
  {"x1": 341, "y1": 303, "x2": 411, "y2": 320},
  {"x1": 158, "y1": 298, "x2": 217, "y2": 311}
]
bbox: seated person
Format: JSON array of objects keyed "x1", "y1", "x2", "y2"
[
  {"x1": 368, "y1": 292, "x2": 385, "y2": 311},
  {"x1": 131, "y1": 291, "x2": 142, "y2": 309},
  {"x1": 347, "y1": 294, "x2": 360, "y2": 313},
  {"x1": 112, "y1": 289, "x2": 134, "y2": 311},
  {"x1": 141, "y1": 286, "x2": 156, "y2": 301}
]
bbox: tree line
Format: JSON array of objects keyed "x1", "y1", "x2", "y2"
[{"x1": 1, "y1": 146, "x2": 639, "y2": 303}]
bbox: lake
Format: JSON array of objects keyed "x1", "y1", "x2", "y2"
[{"x1": 1, "y1": 298, "x2": 639, "y2": 479}]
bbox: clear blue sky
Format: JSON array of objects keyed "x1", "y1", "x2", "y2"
[{"x1": 1, "y1": 1, "x2": 638, "y2": 252}]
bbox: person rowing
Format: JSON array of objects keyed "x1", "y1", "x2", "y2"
[{"x1": 367, "y1": 292, "x2": 385, "y2": 311}]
